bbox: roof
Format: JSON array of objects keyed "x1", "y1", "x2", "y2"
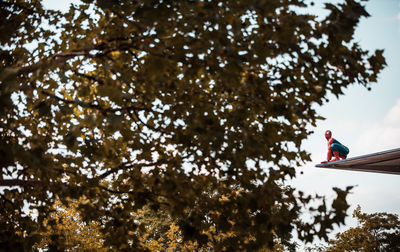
[{"x1": 315, "y1": 148, "x2": 400, "y2": 175}]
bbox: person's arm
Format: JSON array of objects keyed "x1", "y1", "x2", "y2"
[{"x1": 321, "y1": 138, "x2": 334, "y2": 163}]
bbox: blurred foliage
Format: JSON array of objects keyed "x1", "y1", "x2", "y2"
[
  {"x1": 326, "y1": 206, "x2": 400, "y2": 252},
  {"x1": 0, "y1": 0, "x2": 385, "y2": 250},
  {"x1": 35, "y1": 197, "x2": 294, "y2": 251},
  {"x1": 34, "y1": 198, "x2": 105, "y2": 251}
]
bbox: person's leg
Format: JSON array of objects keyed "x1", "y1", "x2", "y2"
[
  {"x1": 331, "y1": 143, "x2": 340, "y2": 153},
  {"x1": 332, "y1": 143, "x2": 348, "y2": 155},
  {"x1": 330, "y1": 143, "x2": 340, "y2": 161},
  {"x1": 343, "y1": 146, "x2": 349, "y2": 156},
  {"x1": 338, "y1": 145, "x2": 349, "y2": 159}
]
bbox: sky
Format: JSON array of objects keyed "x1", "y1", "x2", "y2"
[
  {"x1": 290, "y1": 0, "x2": 400, "y2": 243},
  {"x1": 41, "y1": 0, "x2": 400, "y2": 244}
]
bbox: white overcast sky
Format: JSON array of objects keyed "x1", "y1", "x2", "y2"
[{"x1": 42, "y1": 0, "x2": 400, "y2": 243}]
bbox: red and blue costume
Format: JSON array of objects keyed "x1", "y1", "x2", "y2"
[{"x1": 321, "y1": 130, "x2": 349, "y2": 163}]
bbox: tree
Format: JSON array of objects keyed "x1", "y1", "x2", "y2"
[
  {"x1": 326, "y1": 206, "x2": 400, "y2": 252},
  {"x1": 0, "y1": 0, "x2": 386, "y2": 250},
  {"x1": 35, "y1": 196, "x2": 292, "y2": 251},
  {"x1": 34, "y1": 198, "x2": 105, "y2": 251},
  {"x1": 133, "y1": 205, "x2": 200, "y2": 251}
]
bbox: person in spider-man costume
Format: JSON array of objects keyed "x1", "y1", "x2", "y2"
[{"x1": 321, "y1": 130, "x2": 349, "y2": 164}]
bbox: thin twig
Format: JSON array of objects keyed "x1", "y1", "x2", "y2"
[
  {"x1": 96, "y1": 161, "x2": 161, "y2": 181},
  {"x1": 73, "y1": 70, "x2": 105, "y2": 85},
  {"x1": 41, "y1": 90, "x2": 149, "y2": 113}
]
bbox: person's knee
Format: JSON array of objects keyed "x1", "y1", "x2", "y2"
[
  {"x1": 331, "y1": 143, "x2": 340, "y2": 152},
  {"x1": 343, "y1": 146, "x2": 349, "y2": 155}
]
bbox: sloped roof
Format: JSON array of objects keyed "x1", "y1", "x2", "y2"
[{"x1": 315, "y1": 148, "x2": 400, "y2": 175}]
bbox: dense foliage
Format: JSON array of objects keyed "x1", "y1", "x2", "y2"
[
  {"x1": 34, "y1": 198, "x2": 105, "y2": 251},
  {"x1": 36, "y1": 199, "x2": 288, "y2": 251},
  {"x1": 0, "y1": 0, "x2": 385, "y2": 250},
  {"x1": 326, "y1": 206, "x2": 400, "y2": 252}
]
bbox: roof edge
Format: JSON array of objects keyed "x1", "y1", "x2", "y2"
[{"x1": 315, "y1": 147, "x2": 400, "y2": 168}]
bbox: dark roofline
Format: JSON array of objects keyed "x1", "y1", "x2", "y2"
[{"x1": 315, "y1": 147, "x2": 400, "y2": 175}]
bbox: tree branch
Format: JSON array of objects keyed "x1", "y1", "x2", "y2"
[
  {"x1": 73, "y1": 70, "x2": 105, "y2": 85},
  {"x1": 96, "y1": 161, "x2": 161, "y2": 181},
  {"x1": 0, "y1": 39, "x2": 168, "y2": 83},
  {"x1": 132, "y1": 109, "x2": 166, "y2": 133},
  {"x1": 98, "y1": 185, "x2": 170, "y2": 206},
  {"x1": 41, "y1": 90, "x2": 102, "y2": 110},
  {"x1": 19, "y1": 51, "x2": 94, "y2": 75},
  {"x1": 0, "y1": 179, "x2": 43, "y2": 188},
  {"x1": 41, "y1": 90, "x2": 150, "y2": 113}
]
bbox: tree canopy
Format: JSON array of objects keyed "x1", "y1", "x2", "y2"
[
  {"x1": 0, "y1": 0, "x2": 385, "y2": 250},
  {"x1": 326, "y1": 206, "x2": 400, "y2": 252}
]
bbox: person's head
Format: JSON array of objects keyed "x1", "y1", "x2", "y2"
[{"x1": 325, "y1": 130, "x2": 332, "y2": 140}]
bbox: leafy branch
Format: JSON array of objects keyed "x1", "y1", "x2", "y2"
[{"x1": 41, "y1": 90, "x2": 150, "y2": 113}]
